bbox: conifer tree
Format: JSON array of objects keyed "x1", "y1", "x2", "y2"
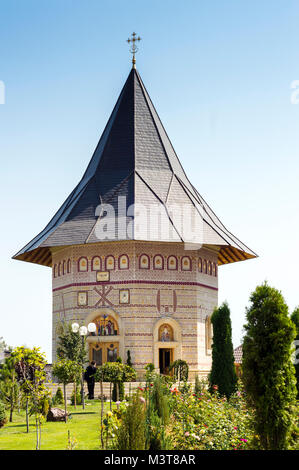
[
  {"x1": 209, "y1": 302, "x2": 237, "y2": 398},
  {"x1": 290, "y1": 307, "x2": 299, "y2": 397},
  {"x1": 242, "y1": 282, "x2": 297, "y2": 450}
]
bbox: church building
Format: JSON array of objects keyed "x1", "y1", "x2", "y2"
[{"x1": 13, "y1": 39, "x2": 256, "y2": 379}]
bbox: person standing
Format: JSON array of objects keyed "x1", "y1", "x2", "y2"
[{"x1": 84, "y1": 361, "x2": 96, "y2": 399}]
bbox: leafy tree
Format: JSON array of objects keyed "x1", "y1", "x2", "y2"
[
  {"x1": 0, "y1": 355, "x2": 20, "y2": 422},
  {"x1": 169, "y1": 359, "x2": 189, "y2": 388},
  {"x1": 290, "y1": 307, "x2": 299, "y2": 397},
  {"x1": 56, "y1": 322, "x2": 86, "y2": 364},
  {"x1": 95, "y1": 362, "x2": 137, "y2": 448},
  {"x1": 12, "y1": 346, "x2": 48, "y2": 449},
  {"x1": 0, "y1": 401, "x2": 7, "y2": 428},
  {"x1": 242, "y1": 282, "x2": 297, "y2": 450},
  {"x1": 209, "y1": 302, "x2": 237, "y2": 398},
  {"x1": 52, "y1": 359, "x2": 82, "y2": 422}
]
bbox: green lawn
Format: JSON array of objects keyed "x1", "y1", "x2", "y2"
[{"x1": 0, "y1": 400, "x2": 112, "y2": 450}]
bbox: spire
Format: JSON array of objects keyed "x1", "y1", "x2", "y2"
[
  {"x1": 127, "y1": 32, "x2": 141, "y2": 69},
  {"x1": 13, "y1": 67, "x2": 257, "y2": 267}
]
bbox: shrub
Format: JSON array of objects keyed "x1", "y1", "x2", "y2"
[
  {"x1": 70, "y1": 389, "x2": 82, "y2": 406},
  {"x1": 53, "y1": 387, "x2": 64, "y2": 405},
  {"x1": 0, "y1": 401, "x2": 7, "y2": 428},
  {"x1": 115, "y1": 392, "x2": 147, "y2": 450}
]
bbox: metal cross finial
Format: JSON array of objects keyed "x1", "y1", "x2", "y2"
[{"x1": 127, "y1": 32, "x2": 141, "y2": 69}]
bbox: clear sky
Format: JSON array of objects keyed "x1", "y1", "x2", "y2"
[{"x1": 1, "y1": 0, "x2": 299, "y2": 361}]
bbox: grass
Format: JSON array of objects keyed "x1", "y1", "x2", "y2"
[{"x1": 0, "y1": 400, "x2": 113, "y2": 450}]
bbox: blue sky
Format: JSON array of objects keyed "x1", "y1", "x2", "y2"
[{"x1": 1, "y1": 0, "x2": 299, "y2": 361}]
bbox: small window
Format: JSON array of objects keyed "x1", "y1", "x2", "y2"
[
  {"x1": 203, "y1": 259, "x2": 207, "y2": 274},
  {"x1": 53, "y1": 264, "x2": 57, "y2": 278},
  {"x1": 139, "y1": 254, "x2": 150, "y2": 269},
  {"x1": 205, "y1": 315, "x2": 213, "y2": 353},
  {"x1": 78, "y1": 257, "x2": 88, "y2": 272},
  {"x1": 198, "y1": 258, "x2": 202, "y2": 273},
  {"x1": 92, "y1": 256, "x2": 101, "y2": 271},
  {"x1": 58, "y1": 262, "x2": 61, "y2": 276},
  {"x1": 119, "y1": 254, "x2": 129, "y2": 270},
  {"x1": 213, "y1": 263, "x2": 217, "y2": 277},
  {"x1": 167, "y1": 256, "x2": 177, "y2": 270},
  {"x1": 154, "y1": 255, "x2": 164, "y2": 270},
  {"x1": 181, "y1": 256, "x2": 191, "y2": 271},
  {"x1": 67, "y1": 259, "x2": 71, "y2": 273},
  {"x1": 106, "y1": 255, "x2": 115, "y2": 271},
  {"x1": 62, "y1": 260, "x2": 66, "y2": 275},
  {"x1": 208, "y1": 261, "x2": 212, "y2": 275}
]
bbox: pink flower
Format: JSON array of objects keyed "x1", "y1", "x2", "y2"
[
  {"x1": 139, "y1": 396, "x2": 146, "y2": 404},
  {"x1": 185, "y1": 432, "x2": 190, "y2": 437}
]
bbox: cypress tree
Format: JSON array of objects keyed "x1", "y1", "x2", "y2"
[
  {"x1": 242, "y1": 282, "x2": 297, "y2": 450},
  {"x1": 290, "y1": 307, "x2": 299, "y2": 397},
  {"x1": 209, "y1": 302, "x2": 237, "y2": 398}
]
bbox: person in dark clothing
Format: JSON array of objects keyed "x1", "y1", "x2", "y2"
[{"x1": 84, "y1": 361, "x2": 96, "y2": 399}]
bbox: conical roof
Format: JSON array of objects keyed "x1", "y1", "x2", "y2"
[{"x1": 13, "y1": 68, "x2": 257, "y2": 267}]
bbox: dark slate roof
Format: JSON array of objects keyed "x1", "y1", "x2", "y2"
[{"x1": 13, "y1": 68, "x2": 257, "y2": 267}]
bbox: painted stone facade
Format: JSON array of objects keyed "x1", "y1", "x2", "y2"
[{"x1": 52, "y1": 241, "x2": 218, "y2": 379}]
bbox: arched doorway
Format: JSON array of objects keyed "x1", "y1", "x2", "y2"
[{"x1": 153, "y1": 318, "x2": 182, "y2": 375}]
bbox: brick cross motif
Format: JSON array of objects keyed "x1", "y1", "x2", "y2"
[{"x1": 94, "y1": 285, "x2": 114, "y2": 307}]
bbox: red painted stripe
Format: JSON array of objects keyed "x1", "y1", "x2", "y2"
[{"x1": 53, "y1": 279, "x2": 218, "y2": 293}]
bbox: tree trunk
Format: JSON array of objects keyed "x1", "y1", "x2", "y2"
[
  {"x1": 74, "y1": 382, "x2": 77, "y2": 409},
  {"x1": 9, "y1": 387, "x2": 14, "y2": 422},
  {"x1": 35, "y1": 417, "x2": 39, "y2": 450},
  {"x1": 63, "y1": 383, "x2": 67, "y2": 423},
  {"x1": 110, "y1": 382, "x2": 112, "y2": 410},
  {"x1": 26, "y1": 398, "x2": 29, "y2": 433},
  {"x1": 9, "y1": 405, "x2": 13, "y2": 423},
  {"x1": 100, "y1": 381, "x2": 104, "y2": 449}
]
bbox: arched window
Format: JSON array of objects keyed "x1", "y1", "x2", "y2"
[
  {"x1": 167, "y1": 255, "x2": 177, "y2": 270},
  {"x1": 62, "y1": 260, "x2": 66, "y2": 275},
  {"x1": 208, "y1": 261, "x2": 212, "y2": 275},
  {"x1": 53, "y1": 264, "x2": 57, "y2": 278},
  {"x1": 119, "y1": 254, "x2": 129, "y2": 270},
  {"x1": 213, "y1": 262, "x2": 217, "y2": 277},
  {"x1": 205, "y1": 315, "x2": 213, "y2": 353},
  {"x1": 58, "y1": 262, "x2": 61, "y2": 276},
  {"x1": 203, "y1": 259, "x2": 207, "y2": 274},
  {"x1": 93, "y1": 315, "x2": 119, "y2": 337},
  {"x1": 78, "y1": 257, "x2": 88, "y2": 272},
  {"x1": 92, "y1": 256, "x2": 101, "y2": 271},
  {"x1": 105, "y1": 255, "x2": 115, "y2": 271},
  {"x1": 159, "y1": 324, "x2": 174, "y2": 342},
  {"x1": 198, "y1": 258, "x2": 202, "y2": 273},
  {"x1": 67, "y1": 259, "x2": 71, "y2": 273},
  {"x1": 139, "y1": 254, "x2": 150, "y2": 269},
  {"x1": 154, "y1": 254, "x2": 164, "y2": 270},
  {"x1": 181, "y1": 256, "x2": 191, "y2": 271}
]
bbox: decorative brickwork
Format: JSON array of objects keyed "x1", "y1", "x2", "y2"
[{"x1": 52, "y1": 240, "x2": 218, "y2": 379}]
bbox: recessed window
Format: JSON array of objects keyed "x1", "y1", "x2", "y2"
[
  {"x1": 78, "y1": 257, "x2": 88, "y2": 272},
  {"x1": 139, "y1": 254, "x2": 150, "y2": 269}
]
